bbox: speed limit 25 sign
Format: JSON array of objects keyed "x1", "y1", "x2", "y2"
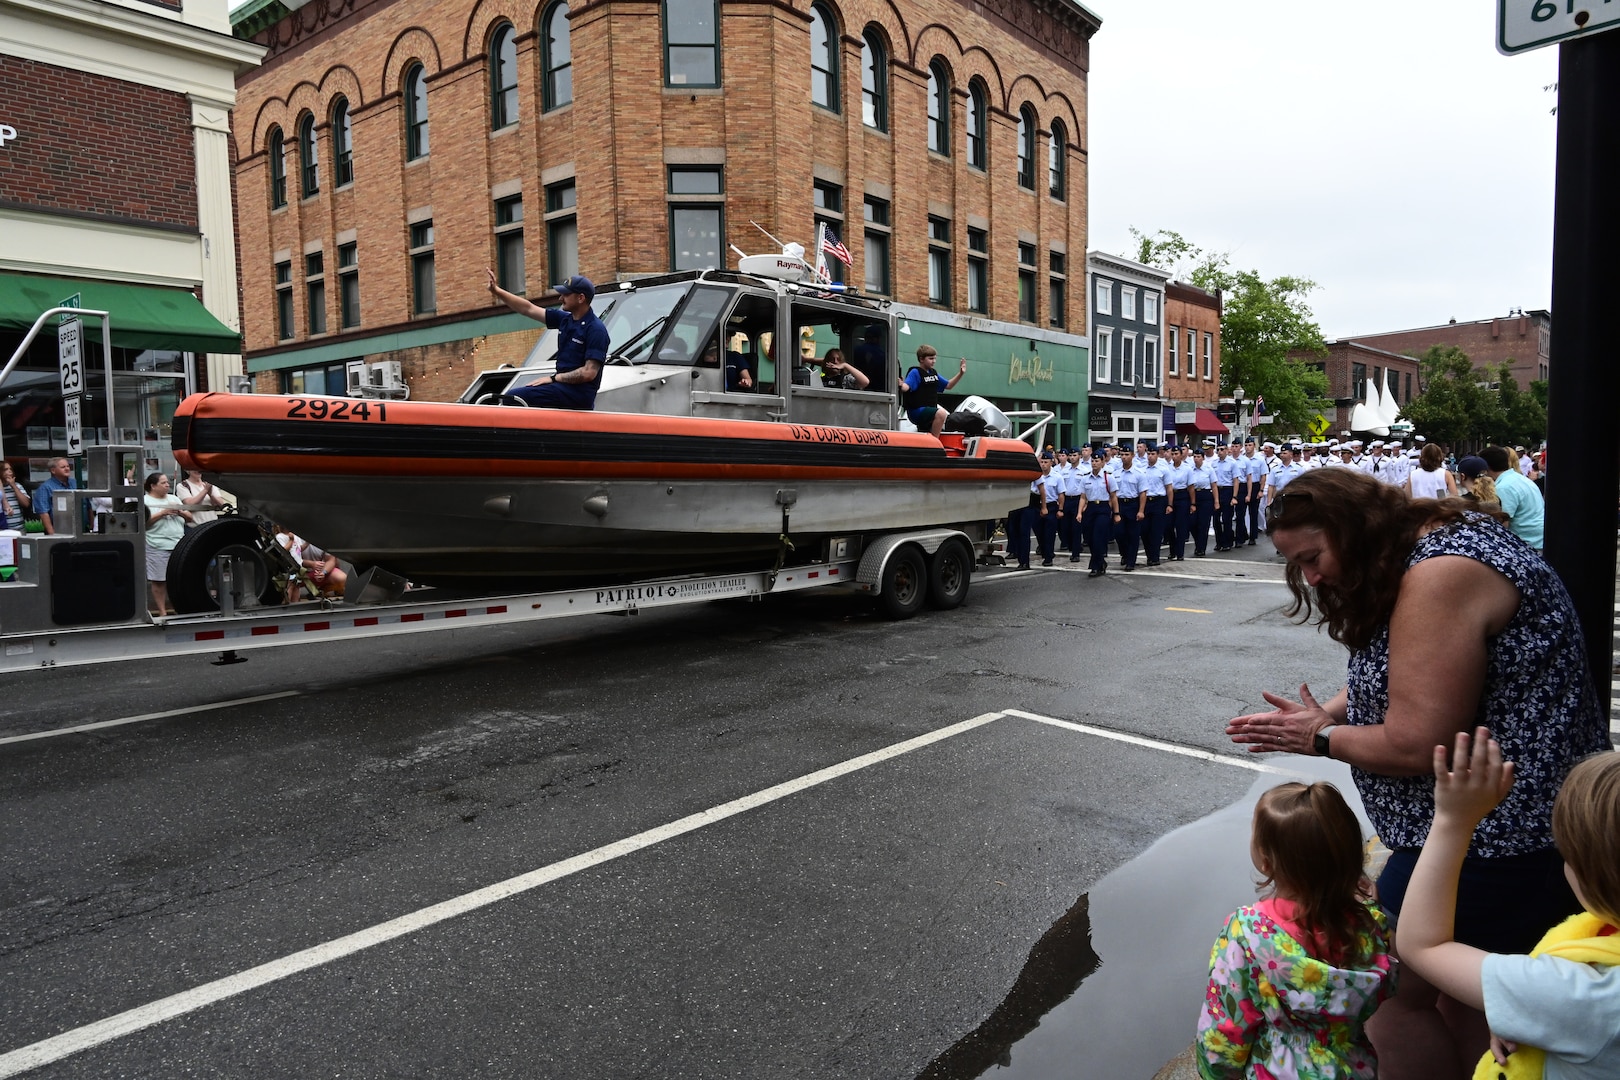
[{"x1": 1499, "y1": 0, "x2": 1620, "y2": 54}]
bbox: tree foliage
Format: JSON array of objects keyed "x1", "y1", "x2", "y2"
[
  {"x1": 1398, "y1": 346, "x2": 1547, "y2": 451},
  {"x1": 1128, "y1": 228, "x2": 1331, "y2": 434}
]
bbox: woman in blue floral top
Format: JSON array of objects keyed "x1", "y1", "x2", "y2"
[
  {"x1": 1198, "y1": 781, "x2": 1395, "y2": 1079},
  {"x1": 1224, "y1": 467, "x2": 1611, "y2": 1074}
]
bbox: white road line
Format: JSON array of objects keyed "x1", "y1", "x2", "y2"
[
  {"x1": 0, "y1": 711, "x2": 1005, "y2": 1078},
  {"x1": 0, "y1": 692, "x2": 303, "y2": 747},
  {"x1": 1003, "y1": 708, "x2": 1303, "y2": 776}
]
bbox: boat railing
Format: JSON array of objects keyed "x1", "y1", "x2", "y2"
[{"x1": 1000, "y1": 409, "x2": 1056, "y2": 448}]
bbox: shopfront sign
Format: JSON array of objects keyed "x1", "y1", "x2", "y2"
[
  {"x1": 1008, "y1": 353, "x2": 1055, "y2": 387},
  {"x1": 0, "y1": 124, "x2": 16, "y2": 149}
]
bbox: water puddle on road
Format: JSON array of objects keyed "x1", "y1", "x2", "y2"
[{"x1": 917, "y1": 757, "x2": 1358, "y2": 1079}]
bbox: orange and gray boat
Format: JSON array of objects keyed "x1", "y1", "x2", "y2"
[{"x1": 173, "y1": 266, "x2": 1045, "y2": 588}]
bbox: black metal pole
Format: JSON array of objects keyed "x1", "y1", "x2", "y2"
[{"x1": 1544, "y1": 29, "x2": 1620, "y2": 706}]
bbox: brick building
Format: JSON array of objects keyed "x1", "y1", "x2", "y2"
[
  {"x1": 228, "y1": 0, "x2": 1100, "y2": 406},
  {"x1": 0, "y1": 0, "x2": 261, "y2": 477},
  {"x1": 1302, "y1": 340, "x2": 1422, "y2": 437},
  {"x1": 1344, "y1": 310, "x2": 1551, "y2": 391},
  {"x1": 1161, "y1": 279, "x2": 1223, "y2": 443}
]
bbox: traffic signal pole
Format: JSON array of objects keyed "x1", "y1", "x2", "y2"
[{"x1": 1543, "y1": 29, "x2": 1620, "y2": 708}]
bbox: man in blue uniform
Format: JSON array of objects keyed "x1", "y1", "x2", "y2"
[
  {"x1": 1076, "y1": 453, "x2": 1118, "y2": 578},
  {"x1": 1140, "y1": 443, "x2": 1170, "y2": 566},
  {"x1": 1187, "y1": 447, "x2": 1215, "y2": 556},
  {"x1": 1113, "y1": 444, "x2": 1146, "y2": 571},
  {"x1": 1166, "y1": 446, "x2": 1194, "y2": 561},
  {"x1": 1212, "y1": 443, "x2": 1239, "y2": 551},
  {"x1": 485, "y1": 272, "x2": 610, "y2": 409}
]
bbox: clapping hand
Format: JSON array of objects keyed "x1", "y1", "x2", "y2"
[{"x1": 1432, "y1": 726, "x2": 1514, "y2": 828}]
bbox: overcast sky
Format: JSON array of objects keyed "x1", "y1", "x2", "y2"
[{"x1": 1083, "y1": 0, "x2": 1562, "y2": 339}]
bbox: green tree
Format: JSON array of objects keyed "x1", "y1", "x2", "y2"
[
  {"x1": 1494, "y1": 365, "x2": 1548, "y2": 447},
  {"x1": 1399, "y1": 346, "x2": 1503, "y2": 450},
  {"x1": 1196, "y1": 267, "x2": 1331, "y2": 435},
  {"x1": 1127, "y1": 227, "x2": 1331, "y2": 434}
]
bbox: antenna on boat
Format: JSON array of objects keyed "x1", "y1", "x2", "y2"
[{"x1": 750, "y1": 220, "x2": 788, "y2": 250}]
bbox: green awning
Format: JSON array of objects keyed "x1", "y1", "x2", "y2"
[{"x1": 0, "y1": 272, "x2": 242, "y2": 355}]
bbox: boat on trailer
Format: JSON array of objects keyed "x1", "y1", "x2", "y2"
[{"x1": 171, "y1": 258, "x2": 1044, "y2": 597}]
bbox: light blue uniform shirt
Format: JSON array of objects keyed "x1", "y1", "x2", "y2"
[
  {"x1": 1115, "y1": 463, "x2": 1146, "y2": 500},
  {"x1": 1213, "y1": 455, "x2": 1240, "y2": 486},
  {"x1": 1077, "y1": 469, "x2": 1113, "y2": 503},
  {"x1": 1168, "y1": 461, "x2": 1194, "y2": 490},
  {"x1": 1141, "y1": 459, "x2": 1169, "y2": 496},
  {"x1": 1188, "y1": 461, "x2": 1215, "y2": 490}
]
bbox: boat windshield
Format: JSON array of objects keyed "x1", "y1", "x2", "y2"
[{"x1": 593, "y1": 283, "x2": 692, "y2": 364}]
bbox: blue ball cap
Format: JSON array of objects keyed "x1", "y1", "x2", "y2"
[{"x1": 554, "y1": 275, "x2": 596, "y2": 300}]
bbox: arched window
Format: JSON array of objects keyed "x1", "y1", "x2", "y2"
[
  {"x1": 664, "y1": 0, "x2": 719, "y2": 87},
  {"x1": 298, "y1": 113, "x2": 319, "y2": 197},
  {"x1": 1048, "y1": 120, "x2": 1066, "y2": 200},
  {"x1": 1016, "y1": 105, "x2": 1036, "y2": 189},
  {"x1": 404, "y1": 63, "x2": 429, "y2": 160},
  {"x1": 861, "y1": 30, "x2": 886, "y2": 131},
  {"x1": 543, "y1": 2, "x2": 573, "y2": 111},
  {"x1": 490, "y1": 23, "x2": 518, "y2": 128},
  {"x1": 926, "y1": 61, "x2": 950, "y2": 154},
  {"x1": 268, "y1": 126, "x2": 287, "y2": 208},
  {"x1": 965, "y1": 80, "x2": 986, "y2": 170},
  {"x1": 331, "y1": 97, "x2": 353, "y2": 187},
  {"x1": 810, "y1": 3, "x2": 838, "y2": 111}
]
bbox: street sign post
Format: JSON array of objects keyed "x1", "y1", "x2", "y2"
[
  {"x1": 1499, "y1": 0, "x2": 1620, "y2": 54},
  {"x1": 57, "y1": 316, "x2": 82, "y2": 397},
  {"x1": 63, "y1": 395, "x2": 82, "y2": 457}
]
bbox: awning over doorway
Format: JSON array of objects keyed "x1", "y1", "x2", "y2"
[
  {"x1": 1175, "y1": 407, "x2": 1230, "y2": 436},
  {"x1": 0, "y1": 272, "x2": 241, "y2": 355}
]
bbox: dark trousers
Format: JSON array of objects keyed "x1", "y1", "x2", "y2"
[
  {"x1": 1192, "y1": 489, "x2": 1214, "y2": 555},
  {"x1": 1143, "y1": 495, "x2": 1168, "y2": 564},
  {"x1": 1233, "y1": 486, "x2": 1251, "y2": 544},
  {"x1": 1169, "y1": 490, "x2": 1192, "y2": 559},
  {"x1": 1214, "y1": 486, "x2": 1235, "y2": 549},
  {"x1": 1063, "y1": 500, "x2": 1085, "y2": 556},
  {"x1": 1007, "y1": 507, "x2": 1031, "y2": 567},
  {"x1": 1117, "y1": 506, "x2": 1142, "y2": 568},
  {"x1": 1083, "y1": 505, "x2": 1112, "y2": 572},
  {"x1": 1038, "y1": 502, "x2": 1059, "y2": 563},
  {"x1": 1246, "y1": 486, "x2": 1262, "y2": 541}
]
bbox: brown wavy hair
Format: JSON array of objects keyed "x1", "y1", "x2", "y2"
[
  {"x1": 1266, "y1": 468, "x2": 1471, "y2": 651},
  {"x1": 1252, "y1": 782, "x2": 1378, "y2": 964}
]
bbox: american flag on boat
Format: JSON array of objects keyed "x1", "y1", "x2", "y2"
[{"x1": 821, "y1": 227, "x2": 853, "y2": 267}]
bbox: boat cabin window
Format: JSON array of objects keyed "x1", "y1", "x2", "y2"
[
  {"x1": 792, "y1": 302, "x2": 891, "y2": 394},
  {"x1": 588, "y1": 282, "x2": 690, "y2": 366},
  {"x1": 716, "y1": 293, "x2": 778, "y2": 393},
  {"x1": 653, "y1": 284, "x2": 731, "y2": 366}
]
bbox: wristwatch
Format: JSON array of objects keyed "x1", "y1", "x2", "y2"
[{"x1": 1313, "y1": 725, "x2": 1337, "y2": 758}]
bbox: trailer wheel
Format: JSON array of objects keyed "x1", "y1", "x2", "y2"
[
  {"x1": 926, "y1": 540, "x2": 972, "y2": 610},
  {"x1": 877, "y1": 545, "x2": 927, "y2": 620},
  {"x1": 167, "y1": 518, "x2": 282, "y2": 614}
]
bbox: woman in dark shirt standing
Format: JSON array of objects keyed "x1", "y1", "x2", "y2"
[{"x1": 1225, "y1": 467, "x2": 1610, "y2": 1078}]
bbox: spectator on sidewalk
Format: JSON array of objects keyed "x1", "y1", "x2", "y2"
[
  {"x1": 1397, "y1": 732, "x2": 1620, "y2": 1079},
  {"x1": 143, "y1": 472, "x2": 192, "y2": 615},
  {"x1": 1, "y1": 461, "x2": 31, "y2": 529},
  {"x1": 1225, "y1": 467, "x2": 1608, "y2": 1076},
  {"x1": 33, "y1": 457, "x2": 76, "y2": 535},
  {"x1": 177, "y1": 468, "x2": 229, "y2": 527},
  {"x1": 1196, "y1": 781, "x2": 1395, "y2": 1078},
  {"x1": 1482, "y1": 446, "x2": 1544, "y2": 552}
]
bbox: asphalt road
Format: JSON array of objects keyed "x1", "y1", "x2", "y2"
[{"x1": 0, "y1": 543, "x2": 1359, "y2": 1079}]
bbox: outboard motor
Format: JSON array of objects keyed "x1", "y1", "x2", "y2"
[{"x1": 945, "y1": 395, "x2": 1012, "y2": 438}]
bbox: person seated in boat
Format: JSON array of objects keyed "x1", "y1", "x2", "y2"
[
  {"x1": 851, "y1": 324, "x2": 887, "y2": 389},
  {"x1": 698, "y1": 339, "x2": 754, "y2": 392},
  {"x1": 901, "y1": 345, "x2": 967, "y2": 436},
  {"x1": 484, "y1": 272, "x2": 609, "y2": 409},
  {"x1": 814, "y1": 348, "x2": 869, "y2": 390}
]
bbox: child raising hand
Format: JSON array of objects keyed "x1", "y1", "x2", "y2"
[
  {"x1": 1396, "y1": 729, "x2": 1620, "y2": 1078},
  {"x1": 1196, "y1": 782, "x2": 1396, "y2": 1078}
]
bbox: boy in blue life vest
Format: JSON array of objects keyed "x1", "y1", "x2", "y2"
[{"x1": 901, "y1": 345, "x2": 966, "y2": 436}]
